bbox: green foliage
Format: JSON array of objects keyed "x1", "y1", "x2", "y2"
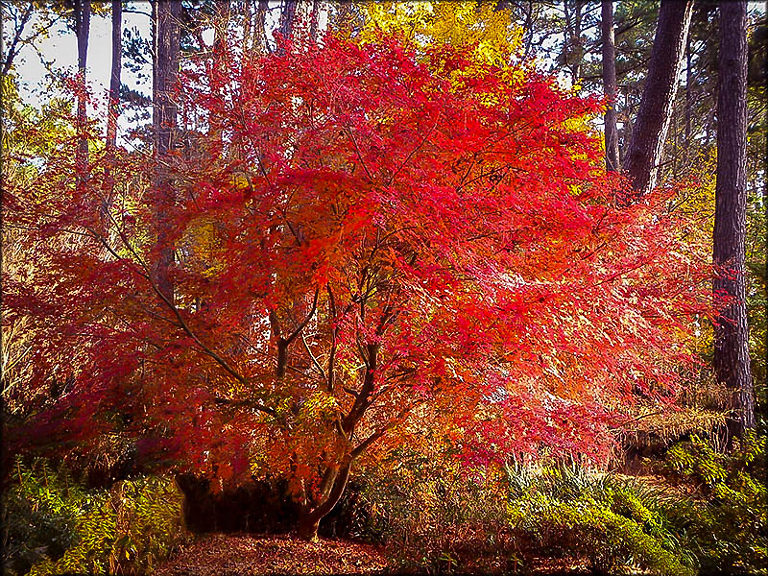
[
  {"x1": 505, "y1": 462, "x2": 695, "y2": 576},
  {"x1": 3, "y1": 458, "x2": 185, "y2": 576},
  {"x1": 663, "y1": 431, "x2": 768, "y2": 575},
  {"x1": 2, "y1": 459, "x2": 81, "y2": 576}
]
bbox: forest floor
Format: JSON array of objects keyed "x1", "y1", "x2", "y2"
[
  {"x1": 154, "y1": 532, "x2": 591, "y2": 575},
  {"x1": 154, "y1": 533, "x2": 390, "y2": 575}
]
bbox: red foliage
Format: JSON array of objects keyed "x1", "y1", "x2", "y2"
[{"x1": 4, "y1": 35, "x2": 711, "y2": 511}]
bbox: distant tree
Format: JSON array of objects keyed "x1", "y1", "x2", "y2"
[
  {"x1": 106, "y1": 0, "x2": 122, "y2": 154},
  {"x1": 73, "y1": 0, "x2": 91, "y2": 189},
  {"x1": 104, "y1": 0, "x2": 122, "y2": 223},
  {"x1": 152, "y1": 0, "x2": 182, "y2": 303}
]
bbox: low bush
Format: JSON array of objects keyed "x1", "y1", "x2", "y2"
[
  {"x1": 661, "y1": 429, "x2": 767, "y2": 575},
  {"x1": 505, "y1": 461, "x2": 696, "y2": 576},
  {"x1": 3, "y1": 458, "x2": 186, "y2": 576}
]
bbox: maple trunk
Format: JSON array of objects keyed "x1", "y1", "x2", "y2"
[
  {"x1": 296, "y1": 514, "x2": 321, "y2": 541},
  {"x1": 623, "y1": 0, "x2": 693, "y2": 195},
  {"x1": 713, "y1": 0, "x2": 755, "y2": 440},
  {"x1": 601, "y1": 0, "x2": 620, "y2": 172},
  {"x1": 152, "y1": 0, "x2": 182, "y2": 304},
  {"x1": 296, "y1": 462, "x2": 351, "y2": 541}
]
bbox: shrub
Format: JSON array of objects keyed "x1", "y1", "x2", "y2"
[
  {"x1": 662, "y1": 430, "x2": 768, "y2": 575},
  {"x1": 505, "y1": 461, "x2": 696, "y2": 576},
  {"x1": 2, "y1": 459, "x2": 81, "y2": 576},
  {"x1": 3, "y1": 458, "x2": 186, "y2": 576}
]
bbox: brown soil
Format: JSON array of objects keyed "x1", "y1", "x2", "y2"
[{"x1": 154, "y1": 533, "x2": 390, "y2": 575}]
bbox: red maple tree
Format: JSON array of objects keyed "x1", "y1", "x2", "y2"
[{"x1": 3, "y1": 34, "x2": 712, "y2": 538}]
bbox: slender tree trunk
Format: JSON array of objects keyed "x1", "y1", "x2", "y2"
[
  {"x1": 212, "y1": 0, "x2": 230, "y2": 143},
  {"x1": 213, "y1": 0, "x2": 231, "y2": 65},
  {"x1": 107, "y1": 0, "x2": 122, "y2": 153},
  {"x1": 279, "y1": 0, "x2": 297, "y2": 42},
  {"x1": 684, "y1": 33, "x2": 692, "y2": 165},
  {"x1": 103, "y1": 0, "x2": 122, "y2": 224},
  {"x1": 74, "y1": 0, "x2": 91, "y2": 190},
  {"x1": 713, "y1": 0, "x2": 755, "y2": 440},
  {"x1": 623, "y1": 0, "x2": 693, "y2": 195},
  {"x1": 601, "y1": 0, "x2": 620, "y2": 172},
  {"x1": 242, "y1": 0, "x2": 252, "y2": 55},
  {"x1": 254, "y1": 0, "x2": 269, "y2": 53},
  {"x1": 572, "y1": 0, "x2": 582, "y2": 85},
  {"x1": 152, "y1": 0, "x2": 182, "y2": 304},
  {"x1": 309, "y1": 0, "x2": 320, "y2": 43}
]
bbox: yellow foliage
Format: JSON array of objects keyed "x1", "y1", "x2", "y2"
[{"x1": 358, "y1": 1, "x2": 523, "y2": 67}]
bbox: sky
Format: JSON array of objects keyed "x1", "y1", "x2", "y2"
[{"x1": 15, "y1": 8, "x2": 145, "y2": 101}]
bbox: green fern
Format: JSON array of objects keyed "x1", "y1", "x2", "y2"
[{"x1": 505, "y1": 463, "x2": 696, "y2": 576}]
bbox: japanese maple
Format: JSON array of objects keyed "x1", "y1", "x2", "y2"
[{"x1": 3, "y1": 33, "x2": 712, "y2": 539}]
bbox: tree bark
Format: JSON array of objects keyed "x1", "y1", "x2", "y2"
[
  {"x1": 212, "y1": 0, "x2": 230, "y2": 143},
  {"x1": 103, "y1": 0, "x2": 122, "y2": 225},
  {"x1": 601, "y1": 0, "x2": 620, "y2": 172},
  {"x1": 309, "y1": 0, "x2": 320, "y2": 43},
  {"x1": 254, "y1": 0, "x2": 269, "y2": 54},
  {"x1": 279, "y1": 0, "x2": 297, "y2": 43},
  {"x1": 296, "y1": 460, "x2": 351, "y2": 541},
  {"x1": 713, "y1": 0, "x2": 755, "y2": 440},
  {"x1": 107, "y1": 0, "x2": 122, "y2": 153},
  {"x1": 572, "y1": 0, "x2": 583, "y2": 85},
  {"x1": 623, "y1": 0, "x2": 693, "y2": 196},
  {"x1": 74, "y1": 0, "x2": 91, "y2": 191},
  {"x1": 684, "y1": 32, "x2": 692, "y2": 161},
  {"x1": 152, "y1": 0, "x2": 182, "y2": 304}
]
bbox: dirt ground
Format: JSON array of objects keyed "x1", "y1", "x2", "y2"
[
  {"x1": 154, "y1": 532, "x2": 596, "y2": 575},
  {"x1": 154, "y1": 533, "x2": 390, "y2": 575}
]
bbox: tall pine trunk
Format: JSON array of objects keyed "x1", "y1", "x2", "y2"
[
  {"x1": 103, "y1": 0, "x2": 122, "y2": 224},
  {"x1": 623, "y1": 0, "x2": 693, "y2": 195},
  {"x1": 713, "y1": 1, "x2": 755, "y2": 439},
  {"x1": 152, "y1": 0, "x2": 182, "y2": 304},
  {"x1": 309, "y1": 0, "x2": 321, "y2": 43},
  {"x1": 601, "y1": 0, "x2": 619, "y2": 172},
  {"x1": 254, "y1": 0, "x2": 270, "y2": 54},
  {"x1": 74, "y1": 0, "x2": 91, "y2": 191},
  {"x1": 279, "y1": 0, "x2": 297, "y2": 44},
  {"x1": 107, "y1": 0, "x2": 122, "y2": 153}
]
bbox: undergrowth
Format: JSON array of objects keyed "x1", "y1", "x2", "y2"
[
  {"x1": 2, "y1": 458, "x2": 186, "y2": 576},
  {"x1": 505, "y1": 461, "x2": 695, "y2": 576}
]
